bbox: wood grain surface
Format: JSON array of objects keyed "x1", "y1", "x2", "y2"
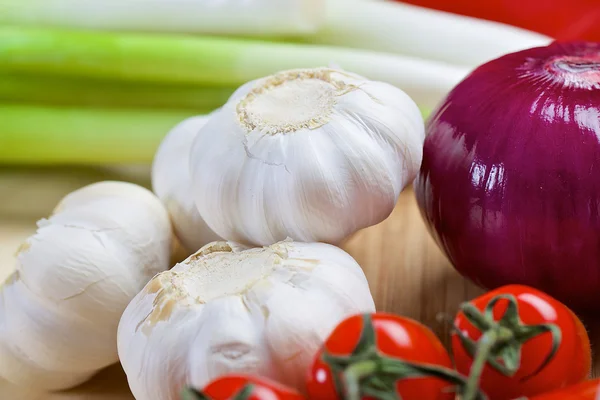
[{"x1": 0, "y1": 165, "x2": 597, "y2": 399}]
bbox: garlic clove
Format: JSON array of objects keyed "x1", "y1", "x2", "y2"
[
  {"x1": 0, "y1": 276, "x2": 98, "y2": 391},
  {"x1": 118, "y1": 281, "x2": 206, "y2": 400},
  {"x1": 0, "y1": 181, "x2": 172, "y2": 390},
  {"x1": 117, "y1": 239, "x2": 375, "y2": 400},
  {"x1": 188, "y1": 296, "x2": 276, "y2": 389},
  {"x1": 0, "y1": 332, "x2": 96, "y2": 392},
  {"x1": 152, "y1": 115, "x2": 222, "y2": 253},
  {"x1": 189, "y1": 67, "x2": 425, "y2": 246},
  {"x1": 1, "y1": 273, "x2": 116, "y2": 371},
  {"x1": 16, "y1": 224, "x2": 139, "y2": 322}
]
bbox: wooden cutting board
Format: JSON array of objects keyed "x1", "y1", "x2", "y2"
[{"x1": 0, "y1": 165, "x2": 598, "y2": 399}]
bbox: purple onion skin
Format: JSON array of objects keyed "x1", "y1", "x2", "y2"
[{"x1": 415, "y1": 41, "x2": 600, "y2": 311}]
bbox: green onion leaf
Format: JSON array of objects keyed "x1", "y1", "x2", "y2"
[{"x1": 0, "y1": 104, "x2": 201, "y2": 164}]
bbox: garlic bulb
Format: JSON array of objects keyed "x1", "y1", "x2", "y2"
[
  {"x1": 117, "y1": 239, "x2": 375, "y2": 400},
  {"x1": 189, "y1": 67, "x2": 425, "y2": 246},
  {"x1": 152, "y1": 115, "x2": 221, "y2": 253},
  {"x1": 0, "y1": 181, "x2": 172, "y2": 390}
]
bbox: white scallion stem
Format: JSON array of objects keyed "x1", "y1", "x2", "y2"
[
  {"x1": 310, "y1": 0, "x2": 553, "y2": 68},
  {"x1": 0, "y1": 0, "x2": 325, "y2": 37}
]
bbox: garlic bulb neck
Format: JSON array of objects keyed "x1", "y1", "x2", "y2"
[
  {"x1": 236, "y1": 68, "x2": 350, "y2": 135},
  {"x1": 170, "y1": 243, "x2": 284, "y2": 302}
]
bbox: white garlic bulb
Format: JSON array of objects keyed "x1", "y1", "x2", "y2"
[
  {"x1": 0, "y1": 181, "x2": 172, "y2": 390},
  {"x1": 189, "y1": 67, "x2": 425, "y2": 246},
  {"x1": 152, "y1": 115, "x2": 222, "y2": 253},
  {"x1": 117, "y1": 239, "x2": 375, "y2": 400}
]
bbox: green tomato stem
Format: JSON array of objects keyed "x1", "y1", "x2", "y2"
[
  {"x1": 343, "y1": 360, "x2": 380, "y2": 400},
  {"x1": 181, "y1": 388, "x2": 210, "y2": 400},
  {"x1": 323, "y1": 314, "x2": 487, "y2": 400},
  {"x1": 181, "y1": 384, "x2": 254, "y2": 400},
  {"x1": 456, "y1": 294, "x2": 563, "y2": 400},
  {"x1": 462, "y1": 331, "x2": 497, "y2": 400}
]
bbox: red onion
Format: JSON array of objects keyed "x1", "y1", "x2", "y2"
[{"x1": 415, "y1": 41, "x2": 600, "y2": 311}]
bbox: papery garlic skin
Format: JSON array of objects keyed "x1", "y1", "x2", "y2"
[
  {"x1": 152, "y1": 115, "x2": 221, "y2": 253},
  {"x1": 117, "y1": 239, "x2": 375, "y2": 400},
  {"x1": 189, "y1": 67, "x2": 425, "y2": 246},
  {"x1": 0, "y1": 181, "x2": 172, "y2": 390}
]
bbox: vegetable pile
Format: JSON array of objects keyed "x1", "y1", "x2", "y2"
[{"x1": 1, "y1": 0, "x2": 600, "y2": 399}]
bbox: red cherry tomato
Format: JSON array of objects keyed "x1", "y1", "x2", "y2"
[
  {"x1": 307, "y1": 312, "x2": 468, "y2": 400},
  {"x1": 452, "y1": 285, "x2": 591, "y2": 400},
  {"x1": 526, "y1": 378, "x2": 600, "y2": 399},
  {"x1": 183, "y1": 375, "x2": 305, "y2": 400}
]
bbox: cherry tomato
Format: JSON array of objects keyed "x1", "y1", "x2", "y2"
[
  {"x1": 526, "y1": 378, "x2": 600, "y2": 399},
  {"x1": 183, "y1": 374, "x2": 305, "y2": 400},
  {"x1": 307, "y1": 312, "x2": 465, "y2": 400},
  {"x1": 452, "y1": 285, "x2": 591, "y2": 400}
]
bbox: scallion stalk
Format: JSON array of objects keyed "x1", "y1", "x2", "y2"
[
  {"x1": 0, "y1": 73, "x2": 234, "y2": 110},
  {"x1": 309, "y1": 0, "x2": 552, "y2": 68},
  {"x1": 0, "y1": 0, "x2": 324, "y2": 37},
  {"x1": 0, "y1": 104, "x2": 199, "y2": 164},
  {"x1": 0, "y1": 26, "x2": 470, "y2": 109},
  {"x1": 0, "y1": 0, "x2": 553, "y2": 70},
  {"x1": 0, "y1": 103, "x2": 432, "y2": 165}
]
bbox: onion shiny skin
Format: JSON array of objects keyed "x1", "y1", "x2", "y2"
[{"x1": 415, "y1": 41, "x2": 600, "y2": 311}]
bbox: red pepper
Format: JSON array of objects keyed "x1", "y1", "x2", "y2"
[{"x1": 396, "y1": 0, "x2": 600, "y2": 41}]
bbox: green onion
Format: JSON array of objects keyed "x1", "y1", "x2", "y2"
[
  {"x1": 0, "y1": 0, "x2": 552, "y2": 70},
  {"x1": 0, "y1": 103, "x2": 432, "y2": 165},
  {"x1": 0, "y1": 26, "x2": 469, "y2": 109},
  {"x1": 0, "y1": 104, "x2": 199, "y2": 164},
  {"x1": 0, "y1": 0, "x2": 324, "y2": 37},
  {"x1": 308, "y1": 0, "x2": 552, "y2": 68},
  {"x1": 0, "y1": 73, "x2": 234, "y2": 110}
]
